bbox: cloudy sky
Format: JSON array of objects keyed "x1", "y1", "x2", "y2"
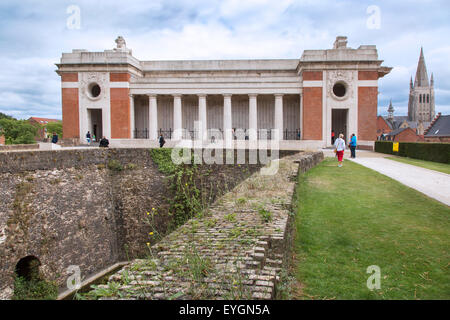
[{"x1": 0, "y1": 0, "x2": 449, "y2": 119}]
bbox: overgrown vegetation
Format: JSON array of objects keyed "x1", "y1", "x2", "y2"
[
  {"x1": 13, "y1": 276, "x2": 58, "y2": 300},
  {"x1": 294, "y1": 158, "x2": 450, "y2": 299},
  {"x1": 149, "y1": 148, "x2": 177, "y2": 174},
  {"x1": 107, "y1": 159, "x2": 124, "y2": 171},
  {"x1": 149, "y1": 148, "x2": 207, "y2": 229},
  {"x1": 257, "y1": 207, "x2": 273, "y2": 223}
]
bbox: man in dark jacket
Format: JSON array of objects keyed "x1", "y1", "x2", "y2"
[
  {"x1": 51, "y1": 132, "x2": 58, "y2": 144},
  {"x1": 158, "y1": 134, "x2": 165, "y2": 148},
  {"x1": 99, "y1": 136, "x2": 109, "y2": 148}
]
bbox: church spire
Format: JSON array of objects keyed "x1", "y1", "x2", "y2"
[
  {"x1": 387, "y1": 99, "x2": 394, "y2": 120},
  {"x1": 414, "y1": 47, "x2": 430, "y2": 87}
]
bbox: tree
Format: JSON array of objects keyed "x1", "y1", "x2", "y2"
[
  {"x1": 0, "y1": 112, "x2": 15, "y2": 120},
  {"x1": 0, "y1": 118, "x2": 37, "y2": 145},
  {"x1": 45, "y1": 121, "x2": 63, "y2": 138}
]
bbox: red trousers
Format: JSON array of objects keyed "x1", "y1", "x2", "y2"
[{"x1": 336, "y1": 150, "x2": 344, "y2": 162}]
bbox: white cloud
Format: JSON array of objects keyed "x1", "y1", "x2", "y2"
[{"x1": 0, "y1": 0, "x2": 449, "y2": 119}]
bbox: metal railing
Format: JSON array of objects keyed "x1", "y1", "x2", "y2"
[
  {"x1": 133, "y1": 129, "x2": 148, "y2": 139},
  {"x1": 284, "y1": 129, "x2": 301, "y2": 140},
  {"x1": 158, "y1": 128, "x2": 172, "y2": 140}
]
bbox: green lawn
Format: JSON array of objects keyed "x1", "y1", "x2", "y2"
[
  {"x1": 294, "y1": 158, "x2": 450, "y2": 300},
  {"x1": 385, "y1": 156, "x2": 450, "y2": 175}
]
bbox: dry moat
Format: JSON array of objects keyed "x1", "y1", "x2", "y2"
[{"x1": 0, "y1": 148, "x2": 322, "y2": 300}]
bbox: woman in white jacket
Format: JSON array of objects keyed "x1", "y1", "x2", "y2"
[{"x1": 334, "y1": 133, "x2": 346, "y2": 167}]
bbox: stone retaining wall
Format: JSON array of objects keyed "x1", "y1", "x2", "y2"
[{"x1": 0, "y1": 144, "x2": 39, "y2": 152}]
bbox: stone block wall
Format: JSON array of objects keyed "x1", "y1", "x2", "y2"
[{"x1": 0, "y1": 144, "x2": 39, "y2": 152}]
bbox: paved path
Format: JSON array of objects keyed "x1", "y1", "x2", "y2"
[{"x1": 348, "y1": 157, "x2": 450, "y2": 206}]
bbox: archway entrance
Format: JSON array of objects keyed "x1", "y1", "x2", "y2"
[
  {"x1": 332, "y1": 109, "x2": 348, "y2": 143},
  {"x1": 87, "y1": 109, "x2": 103, "y2": 142}
]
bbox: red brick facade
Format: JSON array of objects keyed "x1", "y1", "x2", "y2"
[
  {"x1": 110, "y1": 73, "x2": 131, "y2": 82},
  {"x1": 393, "y1": 128, "x2": 423, "y2": 142},
  {"x1": 358, "y1": 87, "x2": 378, "y2": 141},
  {"x1": 302, "y1": 87, "x2": 322, "y2": 140},
  {"x1": 61, "y1": 88, "x2": 80, "y2": 139},
  {"x1": 61, "y1": 73, "x2": 78, "y2": 82},
  {"x1": 376, "y1": 116, "x2": 392, "y2": 135},
  {"x1": 0, "y1": 135, "x2": 5, "y2": 145},
  {"x1": 302, "y1": 71, "x2": 323, "y2": 81},
  {"x1": 110, "y1": 88, "x2": 131, "y2": 139},
  {"x1": 358, "y1": 71, "x2": 378, "y2": 80}
]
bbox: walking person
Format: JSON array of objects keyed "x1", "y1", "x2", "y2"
[
  {"x1": 331, "y1": 130, "x2": 335, "y2": 145},
  {"x1": 349, "y1": 133, "x2": 357, "y2": 159},
  {"x1": 334, "y1": 133, "x2": 346, "y2": 167},
  {"x1": 86, "y1": 131, "x2": 91, "y2": 145},
  {"x1": 158, "y1": 133, "x2": 165, "y2": 148}
]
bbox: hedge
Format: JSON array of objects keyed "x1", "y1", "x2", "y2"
[
  {"x1": 374, "y1": 141, "x2": 395, "y2": 155},
  {"x1": 375, "y1": 141, "x2": 450, "y2": 164}
]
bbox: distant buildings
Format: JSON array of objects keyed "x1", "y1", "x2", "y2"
[
  {"x1": 28, "y1": 117, "x2": 61, "y2": 141},
  {"x1": 377, "y1": 48, "x2": 445, "y2": 143},
  {"x1": 424, "y1": 113, "x2": 450, "y2": 142}
]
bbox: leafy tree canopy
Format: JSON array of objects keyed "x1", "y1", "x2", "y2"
[
  {"x1": 0, "y1": 112, "x2": 15, "y2": 120},
  {"x1": 45, "y1": 121, "x2": 63, "y2": 137},
  {"x1": 0, "y1": 118, "x2": 37, "y2": 145}
]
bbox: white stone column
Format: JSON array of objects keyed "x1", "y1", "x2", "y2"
[
  {"x1": 274, "y1": 94, "x2": 284, "y2": 140},
  {"x1": 299, "y1": 90, "x2": 303, "y2": 140},
  {"x1": 198, "y1": 94, "x2": 207, "y2": 141},
  {"x1": 173, "y1": 94, "x2": 182, "y2": 140},
  {"x1": 223, "y1": 94, "x2": 232, "y2": 142},
  {"x1": 248, "y1": 94, "x2": 258, "y2": 141},
  {"x1": 148, "y1": 94, "x2": 158, "y2": 140},
  {"x1": 130, "y1": 94, "x2": 135, "y2": 139}
]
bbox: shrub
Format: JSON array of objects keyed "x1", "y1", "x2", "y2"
[
  {"x1": 374, "y1": 141, "x2": 396, "y2": 155},
  {"x1": 149, "y1": 148, "x2": 177, "y2": 175},
  {"x1": 107, "y1": 159, "x2": 123, "y2": 171},
  {"x1": 399, "y1": 142, "x2": 450, "y2": 164}
]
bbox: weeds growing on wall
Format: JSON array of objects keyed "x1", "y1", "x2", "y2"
[
  {"x1": 149, "y1": 148, "x2": 209, "y2": 230},
  {"x1": 13, "y1": 276, "x2": 58, "y2": 300}
]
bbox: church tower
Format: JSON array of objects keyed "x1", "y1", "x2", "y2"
[
  {"x1": 387, "y1": 99, "x2": 394, "y2": 120},
  {"x1": 408, "y1": 48, "x2": 435, "y2": 122}
]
